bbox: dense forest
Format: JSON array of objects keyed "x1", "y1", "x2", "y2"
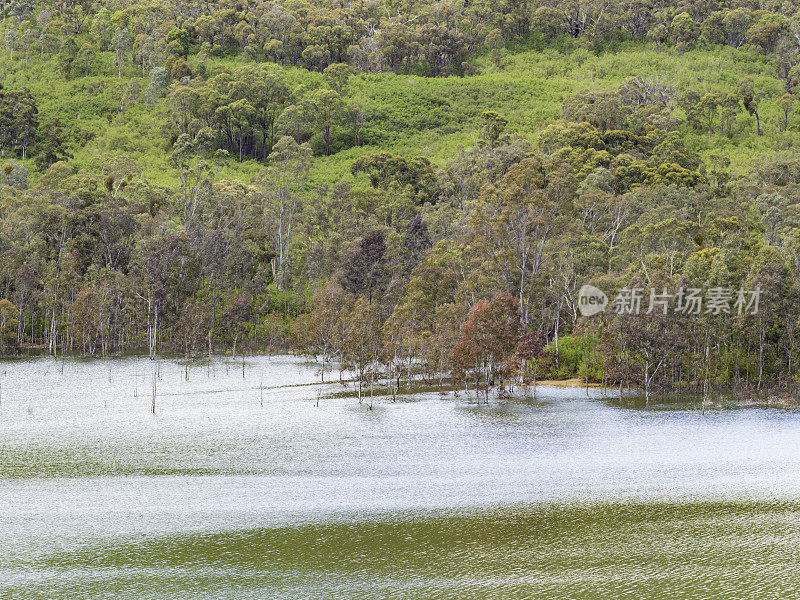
[{"x1": 2, "y1": 0, "x2": 800, "y2": 400}]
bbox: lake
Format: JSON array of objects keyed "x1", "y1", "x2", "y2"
[{"x1": 2, "y1": 355, "x2": 800, "y2": 599}]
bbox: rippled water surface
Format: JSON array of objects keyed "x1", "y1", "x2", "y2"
[{"x1": 2, "y1": 356, "x2": 800, "y2": 599}]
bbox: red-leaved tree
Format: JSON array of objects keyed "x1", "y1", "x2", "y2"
[{"x1": 452, "y1": 291, "x2": 522, "y2": 402}]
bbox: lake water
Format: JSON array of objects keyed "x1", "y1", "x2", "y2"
[{"x1": 2, "y1": 355, "x2": 800, "y2": 599}]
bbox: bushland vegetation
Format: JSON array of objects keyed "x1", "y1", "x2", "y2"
[{"x1": 2, "y1": 0, "x2": 800, "y2": 400}]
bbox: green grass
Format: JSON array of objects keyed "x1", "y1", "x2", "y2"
[
  {"x1": 318, "y1": 43, "x2": 800, "y2": 184},
  {"x1": 0, "y1": 41, "x2": 796, "y2": 191}
]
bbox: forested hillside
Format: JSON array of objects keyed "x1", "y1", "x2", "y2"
[{"x1": 2, "y1": 0, "x2": 800, "y2": 398}]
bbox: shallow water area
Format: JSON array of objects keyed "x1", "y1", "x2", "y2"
[{"x1": 1, "y1": 355, "x2": 799, "y2": 599}]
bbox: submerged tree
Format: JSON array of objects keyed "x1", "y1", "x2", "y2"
[
  {"x1": 340, "y1": 296, "x2": 381, "y2": 401},
  {"x1": 0, "y1": 298, "x2": 20, "y2": 356},
  {"x1": 452, "y1": 291, "x2": 523, "y2": 401},
  {"x1": 619, "y1": 311, "x2": 688, "y2": 405},
  {"x1": 293, "y1": 281, "x2": 349, "y2": 381},
  {"x1": 512, "y1": 330, "x2": 552, "y2": 396},
  {"x1": 220, "y1": 294, "x2": 252, "y2": 358}
]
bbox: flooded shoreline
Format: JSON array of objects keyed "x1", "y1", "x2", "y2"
[{"x1": 3, "y1": 356, "x2": 800, "y2": 598}]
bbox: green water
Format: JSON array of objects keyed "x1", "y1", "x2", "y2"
[
  {"x1": 20, "y1": 501, "x2": 800, "y2": 599},
  {"x1": 1, "y1": 357, "x2": 799, "y2": 599}
]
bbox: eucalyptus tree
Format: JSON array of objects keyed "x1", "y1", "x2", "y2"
[
  {"x1": 452, "y1": 291, "x2": 523, "y2": 401},
  {"x1": 169, "y1": 128, "x2": 215, "y2": 228},
  {"x1": 258, "y1": 136, "x2": 312, "y2": 294},
  {"x1": 112, "y1": 27, "x2": 132, "y2": 78},
  {"x1": 470, "y1": 156, "x2": 574, "y2": 325},
  {"x1": 308, "y1": 88, "x2": 343, "y2": 156}
]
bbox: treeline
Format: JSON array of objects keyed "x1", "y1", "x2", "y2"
[
  {"x1": 6, "y1": 1, "x2": 800, "y2": 83},
  {"x1": 290, "y1": 100, "x2": 800, "y2": 399},
  {"x1": 3, "y1": 1, "x2": 800, "y2": 165},
  {"x1": 5, "y1": 1, "x2": 800, "y2": 400},
  {"x1": 1, "y1": 85, "x2": 800, "y2": 402}
]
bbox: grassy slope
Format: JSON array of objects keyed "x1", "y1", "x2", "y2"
[{"x1": 0, "y1": 41, "x2": 795, "y2": 191}]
